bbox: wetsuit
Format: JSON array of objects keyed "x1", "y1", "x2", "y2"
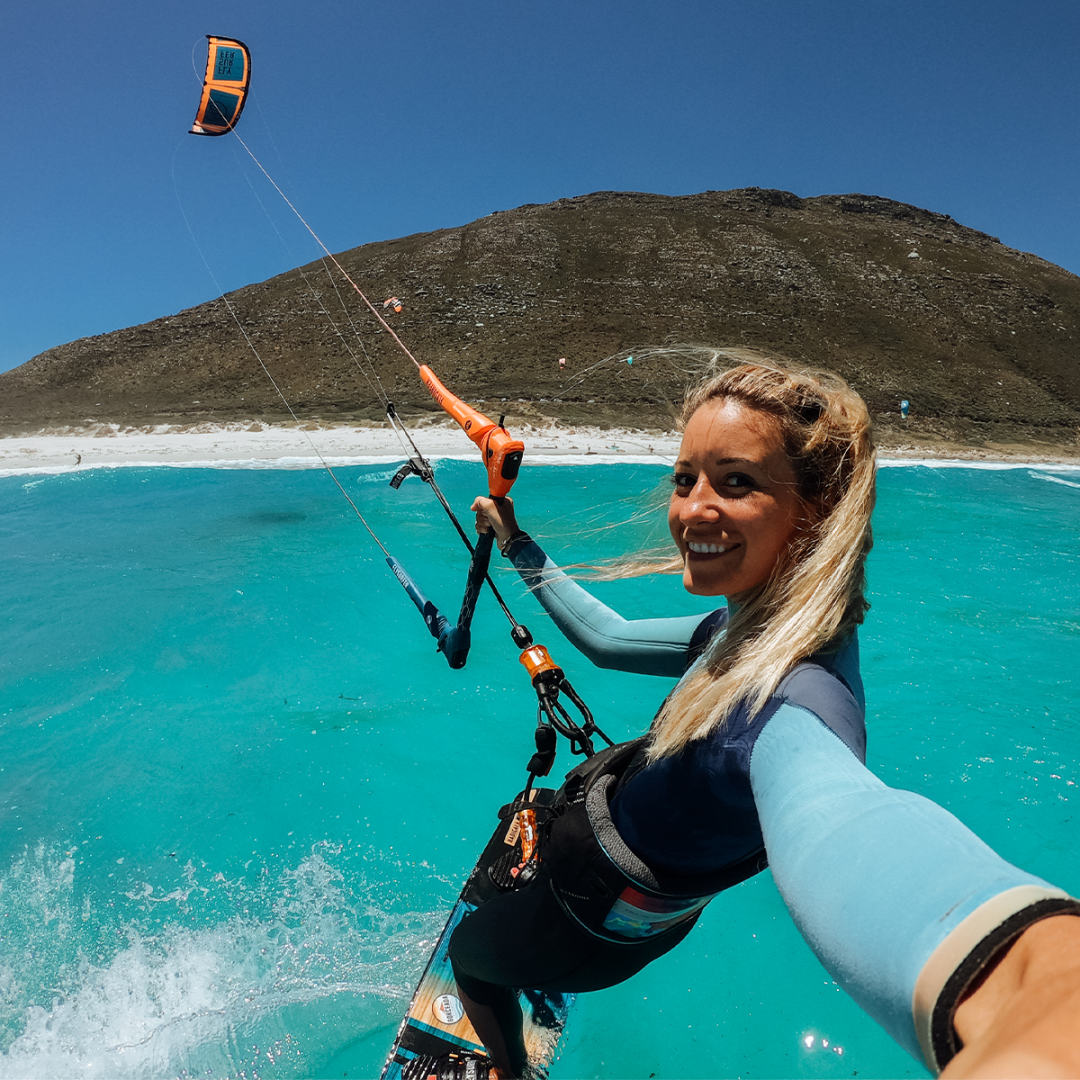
[
  {"x1": 751, "y1": 708, "x2": 1080, "y2": 1072},
  {"x1": 450, "y1": 537, "x2": 1079, "y2": 1075},
  {"x1": 496, "y1": 536, "x2": 866, "y2": 875},
  {"x1": 448, "y1": 537, "x2": 866, "y2": 1067}
]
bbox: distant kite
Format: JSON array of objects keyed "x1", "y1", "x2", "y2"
[
  {"x1": 384, "y1": 297, "x2": 403, "y2": 314},
  {"x1": 190, "y1": 36, "x2": 251, "y2": 136}
]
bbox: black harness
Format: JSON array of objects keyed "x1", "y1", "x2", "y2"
[{"x1": 540, "y1": 738, "x2": 768, "y2": 944}]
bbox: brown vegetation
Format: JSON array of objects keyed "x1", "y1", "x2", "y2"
[{"x1": 3, "y1": 188, "x2": 1079, "y2": 456}]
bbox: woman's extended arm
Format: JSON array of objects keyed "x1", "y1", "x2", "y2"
[
  {"x1": 507, "y1": 536, "x2": 719, "y2": 677},
  {"x1": 748, "y1": 705, "x2": 1080, "y2": 1076},
  {"x1": 471, "y1": 495, "x2": 720, "y2": 678}
]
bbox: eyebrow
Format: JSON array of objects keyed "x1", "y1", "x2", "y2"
[{"x1": 674, "y1": 456, "x2": 761, "y2": 469}]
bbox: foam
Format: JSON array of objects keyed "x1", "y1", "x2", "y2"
[
  {"x1": 878, "y1": 457, "x2": 1080, "y2": 472},
  {"x1": 6, "y1": 451, "x2": 1080, "y2": 480},
  {"x1": 0, "y1": 843, "x2": 444, "y2": 1079},
  {"x1": 1, "y1": 454, "x2": 676, "y2": 479},
  {"x1": 1029, "y1": 470, "x2": 1080, "y2": 487}
]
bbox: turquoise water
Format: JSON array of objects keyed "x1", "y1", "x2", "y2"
[{"x1": 1, "y1": 458, "x2": 1078, "y2": 1079}]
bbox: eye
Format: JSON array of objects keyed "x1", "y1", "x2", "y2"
[
  {"x1": 721, "y1": 473, "x2": 757, "y2": 493},
  {"x1": 669, "y1": 471, "x2": 695, "y2": 492}
]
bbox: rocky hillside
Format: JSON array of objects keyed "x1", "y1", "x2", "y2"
[{"x1": 3, "y1": 188, "x2": 1079, "y2": 452}]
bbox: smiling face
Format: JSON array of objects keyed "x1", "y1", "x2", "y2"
[{"x1": 668, "y1": 399, "x2": 804, "y2": 599}]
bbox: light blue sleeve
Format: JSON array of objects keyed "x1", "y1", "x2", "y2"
[
  {"x1": 507, "y1": 539, "x2": 716, "y2": 678},
  {"x1": 749, "y1": 704, "x2": 1076, "y2": 1072}
]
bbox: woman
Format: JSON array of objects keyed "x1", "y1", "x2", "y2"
[
  {"x1": 441, "y1": 361, "x2": 877, "y2": 1078},
  {"x1": 425, "y1": 358, "x2": 1080, "y2": 1079}
]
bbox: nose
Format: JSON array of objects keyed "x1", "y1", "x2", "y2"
[{"x1": 679, "y1": 475, "x2": 721, "y2": 525}]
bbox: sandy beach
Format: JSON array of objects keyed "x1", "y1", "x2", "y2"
[
  {"x1": 0, "y1": 420, "x2": 685, "y2": 477},
  {"x1": 3, "y1": 420, "x2": 1080, "y2": 478}
]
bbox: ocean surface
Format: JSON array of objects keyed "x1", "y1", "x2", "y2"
[{"x1": 1, "y1": 457, "x2": 1078, "y2": 1079}]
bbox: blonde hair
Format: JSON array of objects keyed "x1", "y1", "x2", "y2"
[{"x1": 649, "y1": 360, "x2": 876, "y2": 759}]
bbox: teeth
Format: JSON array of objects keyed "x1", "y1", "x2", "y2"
[{"x1": 688, "y1": 542, "x2": 728, "y2": 554}]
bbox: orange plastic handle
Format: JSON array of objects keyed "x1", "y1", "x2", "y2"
[
  {"x1": 519, "y1": 644, "x2": 561, "y2": 684},
  {"x1": 418, "y1": 365, "x2": 524, "y2": 498}
]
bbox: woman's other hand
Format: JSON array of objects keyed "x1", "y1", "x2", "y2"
[{"x1": 471, "y1": 496, "x2": 519, "y2": 547}]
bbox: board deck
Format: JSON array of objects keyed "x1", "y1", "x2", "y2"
[{"x1": 381, "y1": 789, "x2": 573, "y2": 1079}]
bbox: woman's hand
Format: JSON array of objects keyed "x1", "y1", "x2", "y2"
[
  {"x1": 471, "y1": 495, "x2": 520, "y2": 548},
  {"x1": 943, "y1": 914, "x2": 1080, "y2": 1078}
]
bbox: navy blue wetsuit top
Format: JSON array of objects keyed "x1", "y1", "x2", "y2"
[{"x1": 507, "y1": 536, "x2": 867, "y2": 877}]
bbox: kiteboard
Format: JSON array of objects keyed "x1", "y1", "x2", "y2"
[{"x1": 381, "y1": 789, "x2": 573, "y2": 1080}]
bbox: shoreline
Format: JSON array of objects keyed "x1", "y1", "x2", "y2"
[{"x1": 3, "y1": 421, "x2": 1080, "y2": 478}]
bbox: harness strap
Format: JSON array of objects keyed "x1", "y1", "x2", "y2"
[
  {"x1": 588, "y1": 774, "x2": 768, "y2": 895},
  {"x1": 542, "y1": 737, "x2": 767, "y2": 943}
]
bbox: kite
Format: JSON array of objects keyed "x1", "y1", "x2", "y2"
[{"x1": 190, "y1": 36, "x2": 251, "y2": 136}]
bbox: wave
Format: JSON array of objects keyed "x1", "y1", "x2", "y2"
[
  {"x1": 5, "y1": 454, "x2": 1080, "y2": 480},
  {"x1": 878, "y1": 458, "x2": 1080, "y2": 472},
  {"x1": 0, "y1": 842, "x2": 444, "y2": 1079},
  {"x1": 1029, "y1": 470, "x2": 1080, "y2": 488}
]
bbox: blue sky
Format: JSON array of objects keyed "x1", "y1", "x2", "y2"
[{"x1": 3, "y1": 0, "x2": 1078, "y2": 374}]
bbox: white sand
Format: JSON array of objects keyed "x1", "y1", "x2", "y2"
[
  {"x1": 0, "y1": 420, "x2": 683, "y2": 477},
  {"x1": 3, "y1": 421, "x2": 1078, "y2": 478}
]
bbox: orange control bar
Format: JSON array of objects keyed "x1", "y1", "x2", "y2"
[{"x1": 418, "y1": 365, "x2": 524, "y2": 498}]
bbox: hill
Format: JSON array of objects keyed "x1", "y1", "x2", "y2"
[{"x1": 3, "y1": 188, "x2": 1079, "y2": 455}]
